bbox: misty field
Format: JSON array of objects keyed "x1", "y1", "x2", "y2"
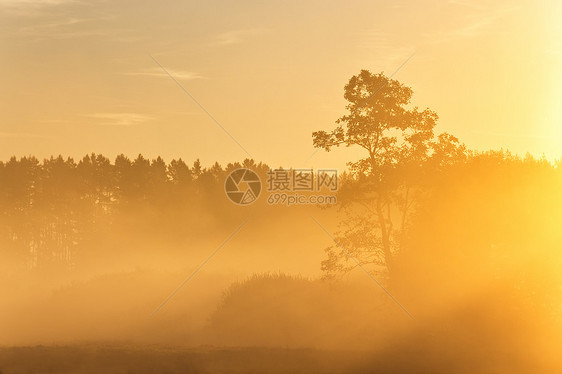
[
  {"x1": 1, "y1": 123, "x2": 562, "y2": 373},
  {"x1": 1, "y1": 7, "x2": 561, "y2": 369},
  {"x1": 0, "y1": 346, "x2": 372, "y2": 374},
  {"x1": 0, "y1": 341, "x2": 547, "y2": 374}
]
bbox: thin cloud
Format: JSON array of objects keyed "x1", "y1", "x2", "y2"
[
  {"x1": 87, "y1": 113, "x2": 153, "y2": 126},
  {"x1": 210, "y1": 29, "x2": 263, "y2": 46},
  {"x1": 0, "y1": 0, "x2": 75, "y2": 6},
  {"x1": 358, "y1": 2, "x2": 519, "y2": 53},
  {"x1": 16, "y1": 27, "x2": 135, "y2": 42},
  {"x1": 10, "y1": 12, "x2": 135, "y2": 43},
  {"x1": 18, "y1": 17, "x2": 88, "y2": 33},
  {"x1": 0, "y1": 0, "x2": 76, "y2": 15},
  {"x1": 123, "y1": 67, "x2": 203, "y2": 81},
  {"x1": 424, "y1": 3, "x2": 520, "y2": 44}
]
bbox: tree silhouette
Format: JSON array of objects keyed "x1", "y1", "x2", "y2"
[
  {"x1": 0, "y1": 154, "x2": 267, "y2": 271},
  {"x1": 313, "y1": 70, "x2": 467, "y2": 280}
]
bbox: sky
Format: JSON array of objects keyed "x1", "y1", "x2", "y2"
[{"x1": 0, "y1": 0, "x2": 560, "y2": 170}]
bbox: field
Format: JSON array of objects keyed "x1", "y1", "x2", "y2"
[{"x1": 0, "y1": 346, "x2": 374, "y2": 374}]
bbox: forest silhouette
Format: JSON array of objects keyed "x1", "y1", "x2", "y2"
[{"x1": 0, "y1": 71, "x2": 561, "y2": 373}]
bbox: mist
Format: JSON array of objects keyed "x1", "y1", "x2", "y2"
[{"x1": 0, "y1": 151, "x2": 560, "y2": 373}]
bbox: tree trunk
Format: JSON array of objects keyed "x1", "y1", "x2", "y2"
[{"x1": 376, "y1": 196, "x2": 394, "y2": 276}]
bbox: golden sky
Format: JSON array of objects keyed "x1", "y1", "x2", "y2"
[{"x1": 0, "y1": 0, "x2": 560, "y2": 169}]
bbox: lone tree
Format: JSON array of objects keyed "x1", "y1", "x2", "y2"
[{"x1": 313, "y1": 70, "x2": 466, "y2": 280}]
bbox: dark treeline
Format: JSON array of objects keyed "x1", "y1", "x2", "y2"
[
  {"x1": 0, "y1": 154, "x2": 269, "y2": 271},
  {"x1": 1, "y1": 150, "x2": 559, "y2": 278}
]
